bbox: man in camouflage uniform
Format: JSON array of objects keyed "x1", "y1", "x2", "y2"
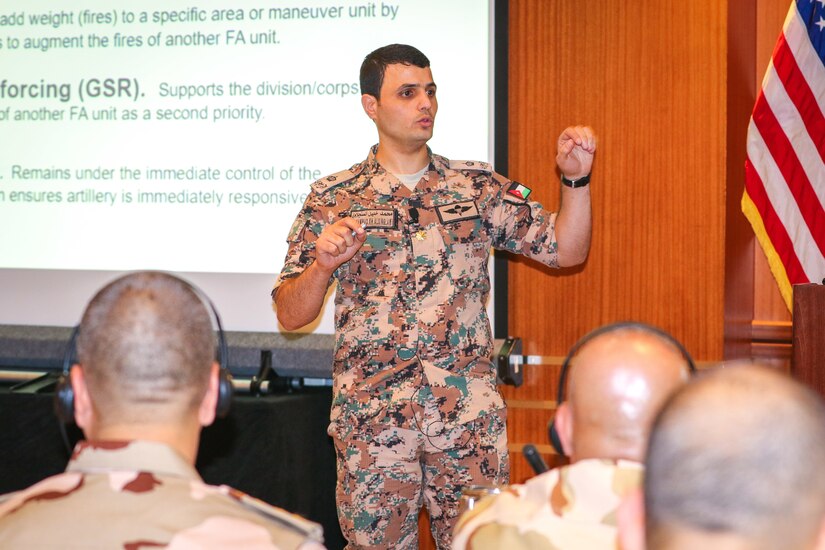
[
  {"x1": 273, "y1": 44, "x2": 595, "y2": 549},
  {"x1": 0, "y1": 272, "x2": 325, "y2": 549},
  {"x1": 452, "y1": 324, "x2": 691, "y2": 549},
  {"x1": 619, "y1": 364, "x2": 825, "y2": 550}
]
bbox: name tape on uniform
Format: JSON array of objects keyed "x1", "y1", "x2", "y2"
[{"x1": 349, "y1": 208, "x2": 397, "y2": 229}]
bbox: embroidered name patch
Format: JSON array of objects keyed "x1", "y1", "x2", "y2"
[
  {"x1": 436, "y1": 201, "x2": 480, "y2": 224},
  {"x1": 507, "y1": 181, "x2": 532, "y2": 201},
  {"x1": 349, "y1": 208, "x2": 397, "y2": 229}
]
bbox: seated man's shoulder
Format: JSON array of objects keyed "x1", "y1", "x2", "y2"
[
  {"x1": 0, "y1": 471, "x2": 85, "y2": 519},
  {"x1": 172, "y1": 479, "x2": 326, "y2": 548},
  {"x1": 562, "y1": 458, "x2": 643, "y2": 496},
  {"x1": 453, "y1": 460, "x2": 643, "y2": 550},
  {"x1": 0, "y1": 473, "x2": 324, "y2": 549},
  {"x1": 0, "y1": 472, "x2": 92, "y2": 545},
  {"x1": 452, "y1": 483, "x2": 548, "y2": 550}
]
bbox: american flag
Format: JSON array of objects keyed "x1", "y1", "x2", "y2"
[{"x1": 743, "y1": 0, "x2": 825, "y2": 310}]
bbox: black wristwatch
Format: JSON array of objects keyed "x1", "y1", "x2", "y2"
[{"x1": 560, "y1": 173, "x2": 591, "y2": 188}]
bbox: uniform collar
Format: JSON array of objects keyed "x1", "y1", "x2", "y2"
[
  {"x1": 67, "y1": 439, "x2": 201, "y2": 481},
  {"x1": 364, "y1": 144, "x2": 449, "y2": 197}
]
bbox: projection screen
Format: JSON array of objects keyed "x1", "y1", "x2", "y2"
[{"x1": 0, "y1": 1, "x2": 496, "y2": 339}]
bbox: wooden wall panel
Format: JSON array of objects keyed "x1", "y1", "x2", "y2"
[
  {"x1": 500, "y1": 1, "x2": 729, "y2": 530},
  {"x1": 724, "y1": 0, "x2": 757, "y2": 360},
  {"x1": 507, "y1": 0, "x2": 727, "y2": 362},
  {"x1": 421, "y1": 1, "x2": 779, "y2": 546},
  {"x1": 499, "y1": 361, "x2": 563, "y2": 401},
  {"x1": 751, "y1": 0, "x2": 793, "y2": 370}
]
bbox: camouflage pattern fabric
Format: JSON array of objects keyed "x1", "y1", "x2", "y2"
[
  {"x1": 0, "y1": 440, "x2": 326, "y2": 550},
  {"x1": 274, "y1": 145, "x2": 559, "y2": 431},
  {"x1": 452, "y1": 459, "x2": 643, "y2": 550},
  {"x1": 274, "y1": 146, "x2": 559, "y2": 548},
  {"x1": 332, "y1": 397, "x2": 507, "y2": 549}
]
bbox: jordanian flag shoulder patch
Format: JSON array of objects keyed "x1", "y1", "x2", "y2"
[{"x1": 507, "y1": 181, "x2": 532, "y2": 200}]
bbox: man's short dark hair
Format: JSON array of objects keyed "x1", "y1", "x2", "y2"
[{"x1": 360, "y1": 43, "x2": 430, "y2": 99}]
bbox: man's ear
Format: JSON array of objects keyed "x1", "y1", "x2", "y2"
[
  {"x1": 361, "y1": 93, "x2": 378, "y2": 120},
  {"x1": 813, "y1": 515, "x2": 825, "y2": 550},
  {"x1": 555, "y1": 401, "x2": 574, "y2": 457},
  {"x1": 70, "y1": 364, "x2": 93, "y2": 431},
  {"x1": 198, "y1": 362, "x2": 220, "y2": 427},
  {"x1": 617, "y1": 487, "x2": 646, "y2": 550}
]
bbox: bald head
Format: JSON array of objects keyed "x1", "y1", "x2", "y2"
[
  {"x1": 557, "y1": 325, "x2": 690, "y2": 463},
  {"x1": 644, "y1": 364, "x2": 825, "y2": 550}
]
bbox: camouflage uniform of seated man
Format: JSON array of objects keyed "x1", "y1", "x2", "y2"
[
  {"x1": 273, "y1": 44, "x2": 595, "y2": 549},
  {"x1": 0, "y1": 271, "x2": 325, "y2": 550},
  {"x1": 453, "y1": 324, "x2": 691, "y2": 550}
]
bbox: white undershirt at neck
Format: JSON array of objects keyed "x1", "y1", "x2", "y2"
[{"x1": 395, "y1": 165, "x2": 429, "y2": 191}]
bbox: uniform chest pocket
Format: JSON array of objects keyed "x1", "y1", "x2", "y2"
[
  {"x1": 342, "y1": 229, "x2": 406, "y2": 296},
  {"x1": 439, "y1": 218, "x2": 491, "y2": 290},
  {"x1": 440, "y1": 217, "x2": 489, "y2": 247}
]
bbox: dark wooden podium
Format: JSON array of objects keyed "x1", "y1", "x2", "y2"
[{"x1": 791, "y1": 284, "x2": 825, "y2": 398}]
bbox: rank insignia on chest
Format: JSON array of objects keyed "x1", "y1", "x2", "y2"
[
  {"x1": 507, "y1": 182, "x2": 532, "y2": 200},
  {"x1": 435, "y1": 201, "x2": 480, "y2": 224},
  {"x1": 349, "y1": 208, "x2": 398, "y2": 229}
]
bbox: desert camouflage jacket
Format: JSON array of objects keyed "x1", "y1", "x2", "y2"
[
  {"x1": 452, "y1": 458, "x2": 643, "y2": 550},
  {"x1": 0, "y1": 440, "x2": 325, "y2": 549}
]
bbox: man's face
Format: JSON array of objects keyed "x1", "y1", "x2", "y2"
[{"x1": 368, "y1": 63, "x2": 437, "y2": 149}]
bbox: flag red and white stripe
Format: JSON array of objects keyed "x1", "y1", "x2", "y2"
[{"x1": 743, "y1": 0, "x2": 825, "y2": 310}]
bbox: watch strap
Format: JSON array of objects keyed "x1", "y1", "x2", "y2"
[{"x1": 560, "y1": 173, "x2": 591, "y2": 188}]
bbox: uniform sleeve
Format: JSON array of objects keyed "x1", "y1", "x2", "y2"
[
  {"x1": 488, "y1": 173, "x2": 559, "y2": 269},
  {"x1": 272, "y1": 193, "x2": 328, "y2": 298}
]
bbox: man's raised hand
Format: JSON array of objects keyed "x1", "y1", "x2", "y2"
[{"x1": 314, "y1": 217, "x2": 367, "y2": 273}]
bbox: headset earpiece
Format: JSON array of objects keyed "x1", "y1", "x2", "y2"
[
  {"x1": 206, "y1": 287, "x2": 233, "y2": 418},
  {"x1": 215, "y1": 362, "x2": 233, "y2": 419},
  {"x1": 548, "y1": 322, "x2": 696, "y2": 457},
  {"x1": 54, "y1": 325, "x2": 80, "y2": 424},
  {"x1": 548, "y1": 416, "x2": 566, "y2": 456}
]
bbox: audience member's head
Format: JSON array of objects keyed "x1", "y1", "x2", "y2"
[
  {"x1": 70, "y1": 271, "x2": 222, "y2": 462},
  {"x1": 553, "y1": 324, "x2": 692, "y2": 463},
  {"x1": 629, "y1": 364, "x2": 825, "y2": 550},
  {"x1": 1, "y1": 271, "x2": 325, "y2": 548}
]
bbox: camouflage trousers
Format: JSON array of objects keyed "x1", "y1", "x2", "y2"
[{"x1": 330, "y1": 402, "x2": 509, "y2": 550}]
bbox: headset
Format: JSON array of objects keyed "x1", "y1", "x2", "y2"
[
  {"x1": 548, "y1": 321, "x2": 697, "y2": 456},
  {"x1": 54, "y1": 275, "x2": 234, "y2": 425}
]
